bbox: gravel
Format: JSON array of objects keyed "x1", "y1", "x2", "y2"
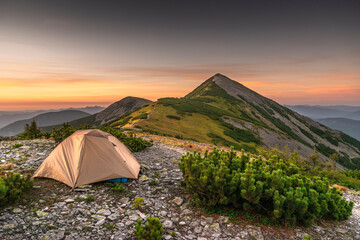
[{"x1": 0, "y1": 139, "x2": 359, "y2": 239}]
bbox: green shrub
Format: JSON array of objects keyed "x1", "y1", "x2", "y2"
[
  {"x1": 17, "y1": 120, "x2": 41, "y2": 140},
  {"x1": 0, "y1": 178, "x2": 8, "y2": 203},
  {"x1": 132, "y1": 197, "x2": 144, "y2": 209},
  {"x1": 149, "y1": 180, "x2": 158, "y2": 186},
  {"x1": 113, "y1": 116, "x2": 132, "y2": 127},
  {"x1": 12, "y1": 143, "x2": 23, "y2": 148},
  {"x1": 315, "y1": 144, "x2": 336, "y2": 157},
  {"x1": 166, "y1": 115, "x2": 181, "y2": 120},
  {"x1": 85, "y1": 195, "x2": 95, "y2": 203},
  {"x1": 340, "y1": 133, "x2": 360, "y2": 151},
  {"x1": 50, "y1": 122, "x2": 77, "y2": 142},
  {"x1": 221, "y1": 121, "x2": 261, "y2": 144},
  {"x1": 303, "y1": 235, "x2": 313, "y2": 240},
  {"x1": 109, "y1": 183, "x2": 124, "y2": 193},
  {"x1": 105, "y1": 223, "x2": 115, "y2": 231},
  {"x1": 133, "y1": 113, "x2": 148, "y2": 120},
  {"x1": 74, "y1": 196, "x2": 85, "y2": 202},
  {"x1": 179, "y1": 147, "x2": 353, "y2": 226},
  {"x1": 134, "y1": 217, "x2": 164, "y2": 240},
  {"x1": 0, "y1": 171, "x2": 33, "y2": 207}
]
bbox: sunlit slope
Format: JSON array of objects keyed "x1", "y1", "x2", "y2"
[{"x1": 111, "y1": 73, "x2": 360, "y2": 169}]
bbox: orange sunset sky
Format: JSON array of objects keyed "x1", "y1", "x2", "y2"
[{"x1": 0, "y1": 1, "x2": 359, "y2": 110}]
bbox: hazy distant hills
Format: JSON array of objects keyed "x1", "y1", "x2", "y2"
[
  {"x1": 347, "y1": 110, "x2": 360, "y2": 121},
  {"x1": 286, "y1": 105, "x2": 360, "y2": 140},
  {"x1": 110, "y1": 73, "x2": 360, "y2": 169},
  {"x1": 0, "y1": 106, "x2": 104, "y2": 129},
  {"x1": 0, "y1": 110, "x2": 91, "y2": 136},
  {"x1": 317, "y1": 118, "x2": 360, "y2": 140},
  {"x1": 285, "y1": 105, "x2": 360, "y2": 120}
]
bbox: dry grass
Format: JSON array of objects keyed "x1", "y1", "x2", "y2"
[{"x1": 332, "y1": 184, "x2": 349, "y2": 192}]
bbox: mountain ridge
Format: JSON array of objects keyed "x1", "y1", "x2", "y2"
[{"x1": 110, "y1": 73, "x2": 360, "y2": 170}]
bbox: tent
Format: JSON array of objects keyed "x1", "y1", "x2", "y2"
[{"x1": 33, "y1": 129, "x2": 140, "y2": 188}]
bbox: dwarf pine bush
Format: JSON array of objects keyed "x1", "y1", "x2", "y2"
[
  {"x1": 134, "y1": 217, "x2": 164, "y2": 240},
  {"x1": 0, "y1": 171, "x2": 33, "y2": 207},
  {"x1": 179, "y1": 147, "x2": 353, "y2": 226}
]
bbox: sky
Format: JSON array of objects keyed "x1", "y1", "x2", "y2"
[{"x1": 0, "y1": 0, "x2": 359, "y2": 110}]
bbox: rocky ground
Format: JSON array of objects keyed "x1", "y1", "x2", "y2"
[{"x1": 0, "y1": 139, "x2": 360, "y2": 240}]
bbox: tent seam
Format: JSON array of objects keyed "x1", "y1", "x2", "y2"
[{"x1": 73, "y1": 136, "x2": 86, "y2": 188}]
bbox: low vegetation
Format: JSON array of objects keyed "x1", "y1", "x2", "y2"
[
  {"x1": 134, "y1": 217, "x2": 164, "y2": 240},
  {"x1": 166, "y1": 115, "x2": 181, "y2": 120},
  {"x1": 18, "y1": 122, "x2": 151, "y2": 152},
  {"x1": 179, "y1": 147, "x2": 353, "y2": 226},
  {"x1": 132, "y1": 197, "x2": 145, "y2": 209},
  {"x1": 17, "y1": 120, "x2": 42, "y2": 140},
  {"x1": 0, "y1": 171, "x2": 33, "y2": 207}
]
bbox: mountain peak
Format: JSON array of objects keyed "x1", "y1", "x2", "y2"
[
  {"x1": 95, "y1": 96, "x2": 152, "y2": 124},
  {"x1": 187, "y1": 73, "x2": 269, "y2": 105}
]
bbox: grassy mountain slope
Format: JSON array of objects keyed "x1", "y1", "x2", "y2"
[{"x1": 111, "y1": 74, "x2": 360, "y2": 169}]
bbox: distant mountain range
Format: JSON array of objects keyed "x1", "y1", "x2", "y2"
[
  {"x1": 317, "y1": 118, "x2": 360, "y2": 141},
  {"x1": 0, "y1": 110, "x2": 91, "y2": 136},
  {"x1": 286, "y1": 105, "x2": 360, "y2": 120},
  {"x1": 286, "y1": 105, "x2": 360, "y2": 140},
  {"x1": 0, "y1": 106, "x2": 104, "y2": 129}
]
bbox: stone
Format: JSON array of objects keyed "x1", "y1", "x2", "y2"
[
  {"x1": 179, "y1": 221, "x2": 186, "y2": 226},
  {"x1": 91, "y1": 214, "x2": 105, "y2": 220},
  {"x1": 13, "y1": 208, "x2": 22, "y2": 213},
  {"x1": 159, "y1": 210, "x2": 167, "y2": 217},
  {"x1": 182, "y1": 209, "x2": 192, "y2": 215},
  {"x1": 136, "y1": 210, "x2": 146, "y2": 219},
  {"x1": 139, "y1": 175, "x2": 149, "y2": 182},
  {"x1": 140, "y1": 164, "x2": 151, "y2": 170},
  {"x1": 108, "y1": 213, "x2": 119, "y2": 221},
  {"x1": 119, "y1": 208, "x2": 125, "y2": 214},
  {"x1": 172, "y1": 197, "x2": 183, "y2": 206},
  {"x1": 163, "y1": 220, "x2": 173, "y2": 228},
  {"x1": 64, "y1": 199, "x2": 74, "y2": 204},
  {"x1": 33, "y1": 221, "x2": 42, "y2": 226},
  {"x1": 335, "y1": 227, "x2": 348, "y2": 234},
  {"x1": 36, "y1": 210, "x2": 49, "y2": 217},
  {"x1": 3, "y1": 224, "x2": 16, "y2": 229},
  {"x1": 97, "y1": 209, "x2": 111, "y2": 216},
  {"x1": 56, "y1": 229, "x2": 65, "y2": 239},
  {"x1": 129, "y1": 214, "x2": 138, "y2": 221},
  {"x1": 95, "y1": 219, "x2": 106, "y2": 226},
  {"x1": 194, "y1": 227, "x2": 203, "y2": 234},
  {"x1": 48, "y1": 224, "x2": 56, "y2": 229},
  {"x1": 247, "y1": 226, "x2": 264, "y2": 240}
]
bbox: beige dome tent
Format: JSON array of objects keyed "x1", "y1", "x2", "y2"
[{"x1": 33, "y1": 129, "x2": 140, "y2": 188}]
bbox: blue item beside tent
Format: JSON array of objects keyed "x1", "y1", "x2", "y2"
[{"x1": 106, "y1": 178, "x2": 127, "y2": 183}]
